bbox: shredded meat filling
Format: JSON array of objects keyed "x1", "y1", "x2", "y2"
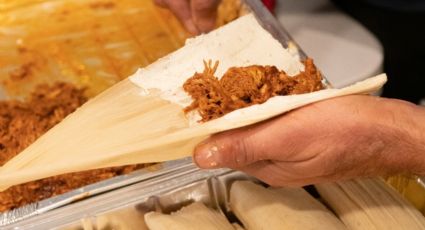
[
  {"x1": 0, "y1": 83, "x2": 144, "y2": 212},
  {"x1": 183, "y1": 58, "x2": 324, "y2": 122}
]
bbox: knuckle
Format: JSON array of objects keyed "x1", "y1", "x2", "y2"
[
  {"x1": 219, "y1": 135, "x2": 256, "y2": 168},
  {"x1": 234, "y1": 137, "x2": 256, "y2": 166}
]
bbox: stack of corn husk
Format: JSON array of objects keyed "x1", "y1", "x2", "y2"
[
  {"x1": 143, "y1": 179, "x2": 425, "y2": 229},
  {"x1": 316, "y1": 178, "x2": 425, "y2": 229}
]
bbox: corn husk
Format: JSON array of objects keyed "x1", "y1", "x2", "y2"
[
  {"x1": 0, "y1": 14, "x2": 387, "y2": 191},
  {"x1": 232, "y1": 223, "x2": 245, "y2": 230},
  {"x1": 315, "y1": 178, "x2": 425, "y2": 230},
  {"x1": 64, "y1": 207, "x2": 148, "y2": 230},
  {"x1": 144, "y1": 202, "x2": 234, "y2": 230},
  {"x1": 229, "y1": 180, "x2": 347, "y2": 229},
  {"x1": 95, "y1": 207, "x2": 148, "y2": 230}
]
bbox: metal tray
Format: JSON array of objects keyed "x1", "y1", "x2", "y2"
[
  {"x1": 6, "y1": 162, "x2": 254, "y2": 229},
  {"x1": 0, "y1": 158, "x2": 193, "y2": 227},
  {"x1": 8, "y1": 165, "x2": 425, "y2": 229}
]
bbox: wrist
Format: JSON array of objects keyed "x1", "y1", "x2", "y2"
[
  {"x1": 376, "y1": 98, "x2": 425, "y2": 175},
  {"x1": 402, "y1": 102, "x2": 425, "y2": 175}
]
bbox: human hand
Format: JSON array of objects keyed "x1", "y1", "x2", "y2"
[
  {"x1": 193, "y1": 95, "x2": 425, "y2": 187},
  {"x1": 154, "y1": 0, "x2": 220, "y2": 34}
]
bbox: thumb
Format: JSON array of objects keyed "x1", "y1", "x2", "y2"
[{"x1": 193, "y1": 128, "x2": 265, "y2": 169}]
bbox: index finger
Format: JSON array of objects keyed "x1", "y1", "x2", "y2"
[
  {"x1": 156, "y1": 0, "x2": 199, "y2": 34},
  {"x1": 191, "y1": 0, "x2": 220, "y2": 33}
]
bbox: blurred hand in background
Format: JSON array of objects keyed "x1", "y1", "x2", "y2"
[{"x1": 154, "y1": 0, "x2": 221, "y2": 34}]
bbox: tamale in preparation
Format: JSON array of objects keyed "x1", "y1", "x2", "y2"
[{"x1": 0, "y1": 14, "x2": 387, "y2": 192}]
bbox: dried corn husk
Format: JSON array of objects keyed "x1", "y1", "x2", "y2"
[
  {"x1": 0, "y1": 14, "x2": 386, "y2": 191},
  {"x1": 144, "y1": 202, "x2": 234, "y2": 230},
  {"x1": 230, "y1": 180, "x2": 347, "y2": 229},
  {"x1": 232, "y1": 223, "x2": 246, "y2": 230},
  {"x1": 95, "y1": 207, "x2": 148, "y2": 230},
  {"x1": 316, "y1": 178, "x2": 425, "y2": 230},
  {"x1": 63, "y1": 207, "x2": 148, "y2": 230}
]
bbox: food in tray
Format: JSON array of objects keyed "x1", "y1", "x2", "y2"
[
  {"x1": 0, "y1": 13, "x2": 386, "y2": 192},
  {"x1": 0, "y1": 83, "x2": 144, "y2": 212},
  {"x1": 316, "y1": 178, "x2": 425, "y2": 229},
  {"x1": 95, "y1": 207, "x2": 148, "y2": 230},
  {"x1": 145, "y1": 202, "x2": 235, "y2": 230},
  {"x1": 66, "y1": 178, "x2": 425, "y2": 230},
  {"x1": 0, "y1": 0, "x2": 189, "y2": 98},
  {"x1": 61, "y1": 207, "x2": 149, "y2": 230},
  {"x1": 230, "y1": 180, "x2": 346, "y2": 229},
  {"x1": 10, "y1": 166, "x2": 421, "y2": 229},
  {"x1": 0, "y1": 0, "x2": 245, "y2": 99}
]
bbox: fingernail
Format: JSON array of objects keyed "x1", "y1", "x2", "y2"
[
  {"x1": 194, "y1": 142, "x2": 220, "y2": 169},
  {"x1": 184, "y1": 20, "x2": 199, "y2": 35}
]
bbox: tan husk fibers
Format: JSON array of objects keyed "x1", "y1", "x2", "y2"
[
  {"x1": 144, "y1": 202, "x2": 234, "y2": 230},
  {"x1": 0, "y1": 14, "x2": 387, "y2": 191},
  {"x1": 229, "y1": 180, "x2": 347, "y2": 229},
  {"x1": 316, "y1": 178, "x2": 425, "y2": 229}
]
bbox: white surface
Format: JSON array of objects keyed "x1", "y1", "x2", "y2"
[{"x1": 276, "y1": 0, "x2": 383, "y2": 88}]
